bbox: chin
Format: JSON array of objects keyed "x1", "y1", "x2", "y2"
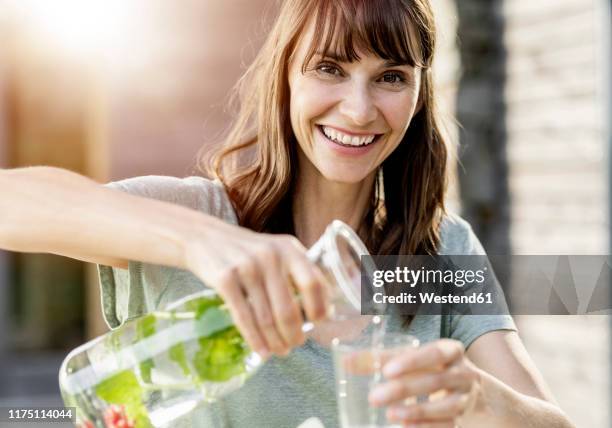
[{"x1": 318, "y1": 166, "x2": 372, "y2": 185}]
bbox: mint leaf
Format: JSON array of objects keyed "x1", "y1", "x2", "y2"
[
  {"x1": 135, "y1": 314, "x2": 157, "y2": 383},
  {"x1": 169, "y1": 343, "x2": 190, "y2": 376},
  {"x1": 95, "y1": 370, "x2": 152, "y2": 428},
  {"x1": 193, "y1": 327, "x2": 249, "y2": 382}
]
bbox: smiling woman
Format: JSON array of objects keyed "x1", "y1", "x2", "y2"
[
  {"x1": 0, "y1": 0, "x2": 576, "y2": 427},
  {"x1": 289, "y1": 32, "x2": 422, "y2": 184},
  {"x1": 207, "y1": 0, "x2": 446, "y2": 258}
]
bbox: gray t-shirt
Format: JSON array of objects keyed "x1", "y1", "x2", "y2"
[{"x1": 98, "y1": 175, "x2": 516, "y2": 428}]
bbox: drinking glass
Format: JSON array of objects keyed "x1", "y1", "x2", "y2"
[{"x1": 332, "y1": 331, "x2": 419, "y2": 428}]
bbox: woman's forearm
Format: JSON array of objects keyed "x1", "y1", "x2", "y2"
[
  {"x1": 465, "y1": 368, "x2": 575, "y2": 428},
  {"x1": 0, "y1": 166, "x2": 220, "y2": 269}
]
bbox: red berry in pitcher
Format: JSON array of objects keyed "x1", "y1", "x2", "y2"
[{"x1": 103, "y1": 405, "x2": 135, "y2": 428}]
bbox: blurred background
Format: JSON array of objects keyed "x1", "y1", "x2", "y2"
[{"x1": 0, "y1": 0, "x2": 609, "y2": 427}]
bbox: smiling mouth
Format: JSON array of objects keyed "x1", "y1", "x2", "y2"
[{"x1": 317, "y1": 125, "x2": 383, "y2": 148}]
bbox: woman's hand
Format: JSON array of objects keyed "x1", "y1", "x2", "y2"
[
  {"x1": 369, "y1": 339, "x2": 481, "y2": 428},
  {"x1": 185, "y1": 220, "x2": 329, "y2": 358}
]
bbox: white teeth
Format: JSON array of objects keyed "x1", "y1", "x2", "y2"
[{"x1": 321, "y1": 126, "x2": 377, "y2": 147}]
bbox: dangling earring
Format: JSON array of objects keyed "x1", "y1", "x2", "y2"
[
  {"x1": 374, "y1": 167, "x2": 386, "y2": 227},
  {"x1": 376, "y1": 167, "x2": 385, "y2": 202}
]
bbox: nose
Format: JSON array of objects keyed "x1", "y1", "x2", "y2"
[{"x1": 338, "y1": 81, "x2": 377, "y2": 127}]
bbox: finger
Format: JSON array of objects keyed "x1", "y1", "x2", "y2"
[
  {"x1": 239, "y1": 264, "x2": 288, "y2": 356},
  {"x1": 342, "y1": 346, "x2": 422, "y2": 376},
  {"x1": 388, "y1": 392, "x2": 470, "y2": 422},
  {"x1": 215, "y1": 270, "x2": 269, "y2": 358},
  {"x1": 287, "y1": 251, "x2": 328, "y2": 321},
  {"x1": 369, "y1": 364, "x2": 473, "y2": 406},
  {"x1": 263, "y1": 260, "x2": 305, "y2": 350},
  {"x1": 383, "y1": 340, "x2": 464, "y2": 378},
  {"x1": 399, "y1": 421, "x2": 454, "y2": 428}
]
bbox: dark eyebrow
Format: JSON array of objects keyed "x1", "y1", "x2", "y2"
[
  {"x1": 315, "y1": 51, "x2": 411, "y2": 68},
  {"x1": 382, "y1": 60, "x2": 412, "y2": 68},
  {"x1": 315, "y1": 50, "x2": 346, "y2": 62}
]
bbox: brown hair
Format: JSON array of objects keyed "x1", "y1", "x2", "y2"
[{"x1": 201, "y1": 0, "x2": 448, "y2": 256}]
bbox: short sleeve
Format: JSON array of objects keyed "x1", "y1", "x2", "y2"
[
  {"x1": 97, "y1": 176, "x2": 238, "y2": 329},
  {"x1": 439, "y1": 213, "x2": 517, "y2": 349},
  {"x1": 103, "y1": 175, "x2": 238, "y2": 222}
]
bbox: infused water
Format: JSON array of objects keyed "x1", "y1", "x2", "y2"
[{"x1": 60, "y1": 292, "x2": 260, "y2": 427}]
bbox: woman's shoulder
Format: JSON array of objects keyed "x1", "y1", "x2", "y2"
[
  {"x1": 438, "y1": 211, "x2": 486, "y2": 256},
  {"x1": 105, "y1": 175, "x2": 238, "y2": 223}
]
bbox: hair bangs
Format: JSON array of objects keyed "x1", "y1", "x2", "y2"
[{"x1": 301, "y1": 0, "x2": 430, "y2": 72}]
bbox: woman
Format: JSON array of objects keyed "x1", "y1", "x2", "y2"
[{"x1": 0, "y1": 0, "x2": 573, "y2": 427}]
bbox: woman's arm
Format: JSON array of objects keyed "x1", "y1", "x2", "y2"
[
  {"x1": 461, "y1": 330, "x2": 574, "y2": 427},
  {"x1": 368, "y1": 332, "x2": 574, "y2": 427},
  {"x1": 0, "y1": 166, "x2": 328, "y2": 357},
  {"x1": 0, "y1": 166, "x2": 205, "y2": 268}
]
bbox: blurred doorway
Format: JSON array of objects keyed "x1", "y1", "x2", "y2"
[{"x1": 0, "y1": 22, "x2": 109, "y2": 404}]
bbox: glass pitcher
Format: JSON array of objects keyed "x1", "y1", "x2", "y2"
[{"x1": 59, "y1": 220, "x2": 379, "y2": 428}]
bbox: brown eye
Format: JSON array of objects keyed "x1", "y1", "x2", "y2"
[
  {"x1": 316, "y1": 62, "x2": 343, "y2": 77},
  {"x1": 380, "y1": 72, "x2": 406, "y2": 84}
]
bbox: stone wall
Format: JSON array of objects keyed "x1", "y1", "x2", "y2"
[
  {"x1": 433, "y1": 1, "x2": 609, "y2": 426},
  {"x1": 504, "y1": 1, "x2": 609, "y2": 427},
  {"x1": 505, "y1": 0, "x2": 607, "y2": 254}
]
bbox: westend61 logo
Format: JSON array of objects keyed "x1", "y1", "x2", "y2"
[{"x1": 360, "y1": 255, "x2": 612, "y2": 316}]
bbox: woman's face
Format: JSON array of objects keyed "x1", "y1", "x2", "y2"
[{"x1": 288, "y1": 21, "x2": 422, "y2": 184}]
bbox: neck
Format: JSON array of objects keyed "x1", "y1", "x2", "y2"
[{"x1": 292, "y1": 162, "x2": 377, "y2": 248}]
